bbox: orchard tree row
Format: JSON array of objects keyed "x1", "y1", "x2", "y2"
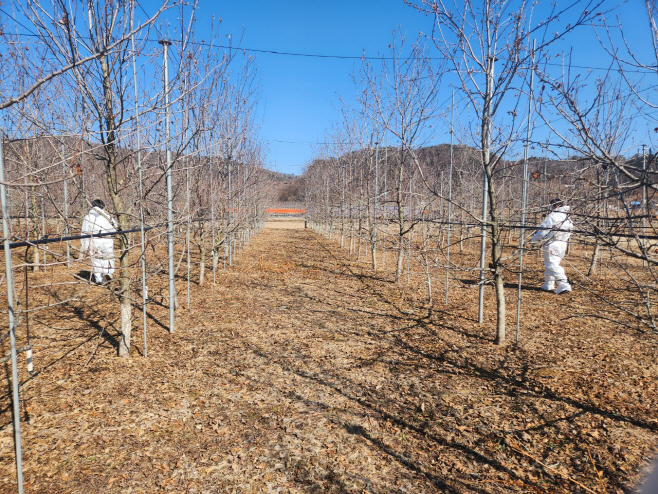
[
  {"x1": 0, "y1": 0, "x2": 276, "y2": 357},
  {"x1": 300, "y1": 0, "x2": 658, "y2": 344}
]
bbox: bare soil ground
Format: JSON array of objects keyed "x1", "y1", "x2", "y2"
[{"x1": 1, "y1": 221, "x2": 657, "y2": 493}]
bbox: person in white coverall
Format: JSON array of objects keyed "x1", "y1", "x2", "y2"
[
  {"x1": 530, "y1": 198, "x2": 573, "y2": 294},
  {"x1": 81, "y1": 199, "x2": 116, "y2": 284}
]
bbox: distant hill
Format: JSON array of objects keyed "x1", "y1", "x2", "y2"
[
  {"x1": 262, "y1": 169, "x2": 296, "y2": 183},
  {"x1": 271, "y1": 144, "x2": 638, "y2": 206},
  {"x1": 262, "y1": 168, "x2": 304, "y2": 204}
]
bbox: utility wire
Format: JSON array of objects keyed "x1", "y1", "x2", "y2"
[{"x1": 1, "y1": 5, "x2": 655, "y2": 75}]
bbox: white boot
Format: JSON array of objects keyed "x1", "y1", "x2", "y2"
[
  {"x1": 556, "y1": 282, "x2": 571, "y2": 294},
  {"x1": 541, "y1": 281, "x2": 555, "y2": 291}
]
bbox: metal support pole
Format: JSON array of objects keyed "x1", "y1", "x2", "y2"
[
  {"x1": 643, "y1": 145, "x2": 647, "y2": 214},
  {"x1": 227, "y1": 139, "x2": 233, "y2": 267},
  {"x1": 23, "y1": 163, "x2": 29, "y2": 244},
  {"x1": 382, "y1": 146, "x2": 387, "y2": 265},
  {"x1": 445, "y1": 91, "x2": 454, "y2": 304},
  {"x1": 40, "y1": 153, "x2": 46, "y2": 270},
  {"x1": 542, "y1": 158, "x2": 547, "y2": 206},
  {"x1": 407, "y1": 152, "x2": 412, "y2": 283},
  {"x1": 132, "y1": 5, "x2": 148, "y2": 356},
  {"x1": 0, "y1": 136, "x2": 25, "y2": 494},
  {"x1": 41, "y1": 182, "x2": 47, "y2": 268},
  {"x1": 61, "y1": 144, "x2": 70, "y2": 265},
  {"x1": 186, "y1": 155, "x2": 191, "y2": 307},
  {"x1": 642, "y1": 144, "x2": 647, "y2": 266},
  {"x1": 477, "y1": 170, "x2": 489, "y2": 324},
  {"x1": 373, "y1": 142, "x2": 379, "y2": 270},
  {"x1": 516, "y1": 42, "x2": 535, "y2": 342},
  {"x1": 210, "y1": 157, "x2": 217, "y2": 283},
  {"x1": 183, "y1": 80, "x2": 191, "y2": 307},
  {"x1": 80, "y1": 170, "x2": 85, "y2": 231},
  {"x1": 341, "y1": 161, "x2": 346, "y2": 248},
  {"x1": 160, "y1": 39, "x2": 175, "y2": 333}
]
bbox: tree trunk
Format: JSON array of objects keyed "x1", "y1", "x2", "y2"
[
  {"x1": 99, "y1": 51, "x2": 132, "y2": 357},
  {"x1": 423, "y1": 250, "x2": 433, "y2": 306},
  {"x1": 213, "y1": 240, "x2": 219, "y2": 274},
  {"x1": 485, "y1": 165, "x2": 506, "y2": 345},
  {"x1": 588, "y1": 239, "x2": 600, "y2": 276},
  {"x1": 357, "y1": 218, "x2": 362, "y2": 261},
  {"x1": 483, "y1": 44, "x2": 505, "y2": 345},
  {"x1": 199, "y1": 241, "x2": 206, "y2": 286},
  {"x1": 396, "y1": 236, "x2": 405, "y2": 282},
  {"x1": 118, "y1": 235, "x2": 132, "y2": 357},
  {"x1": 490, "y1": 218, "x2": 506, "y2": 345},
  {"x1": 371, "y1": 239, "x2": 377, "y2": 270},
  {"x1": 349, "y1": 221, "x2": 354, "y2": 255}
]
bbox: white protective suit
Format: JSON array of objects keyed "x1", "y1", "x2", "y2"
[
  {"x1": 530, "y1": 205, "x2": 573, "y2": 294},
  {"x1": 81, "y1": 206, "x2": 116, "y2": 283}
]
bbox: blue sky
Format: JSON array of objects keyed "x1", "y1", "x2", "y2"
[
  {"x1": 186, "y1": 0, "x2": 427, "y2": 175},
  {"x1": 145, "y1": 0, "x2": 653, "y2": 176}
]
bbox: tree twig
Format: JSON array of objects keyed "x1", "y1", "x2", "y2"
[{"x1": 506, "y1": 439, "x2": 599, "y2": 494}]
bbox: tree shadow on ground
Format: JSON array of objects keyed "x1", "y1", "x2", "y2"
[
  {"x1": 245, "y1": 345, "x2": 522, "y2": 493},
  {"x1": 275, "y1": 231, "x2": 658, "y2": 491},
  {"x1": 308, "y1": 235, "x2": 657, "y2": 431},
  {"x1": 386, "y1": 318, "x2": 658, "y2": 434},
  {"x1": 459, "y1": 278, "x2": 546, "y2": 292},
  {"x1": 0, "y1": 297, "x2": 121, "y2": 431}
]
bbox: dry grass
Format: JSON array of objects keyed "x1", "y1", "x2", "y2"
[
  {"x1": 0, "y1": 226, "x2": 656, "y2": 493},
  {"x1": 264, "y1": 218, "x2": 306, "y2": 230}
]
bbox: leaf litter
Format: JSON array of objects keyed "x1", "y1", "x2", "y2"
[{"x1": 0, "y1": 222, "x2": 656, "y2": 493}]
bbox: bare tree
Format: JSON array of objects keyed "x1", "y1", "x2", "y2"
[
  {"x1": 405, "y1": 0, "x2": 609, "y2": 344},
  {"x1": 535, "y1": 38, "x2": 658, "y2": 332},
  {"x1": 3, "y1": 0, "x2": 194, "y2": 356},
  {"x1": 359, "y1": 34, "x2": 442, "y2": 281},
  {"x1": 0, "y1": 0, "x2": 173, "y2": 111}
]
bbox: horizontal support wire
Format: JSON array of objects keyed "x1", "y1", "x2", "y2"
[
  {"x1": 2, "y1": 216, "x2": 657, "y2": 253},
  {"x1": 0, "y1": 226, "x2": 157, "y2": 250}
]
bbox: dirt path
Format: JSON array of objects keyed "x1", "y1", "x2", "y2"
[
  {"x1": 1, "y1": 224, "x2": 657, "y2": 493},
  {"x1": 176, "y1": 225, "x2": 448, "y2": 492}
]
